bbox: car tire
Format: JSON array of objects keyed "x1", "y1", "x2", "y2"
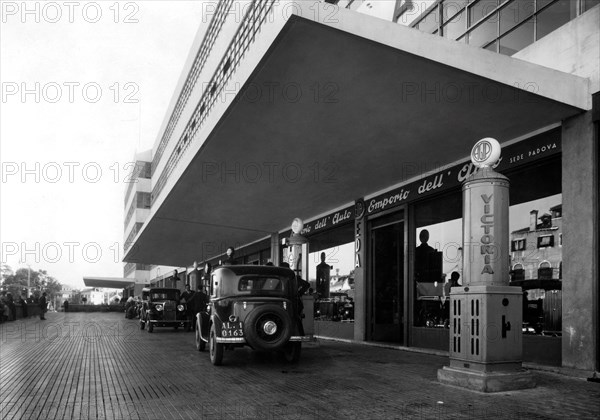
[
  {"x1": 147, "y1": 318, "x2": 154, "y2": 333},
  {"x1": 140, "y1": 319, "x2": 145, "y2": 330},
  {"x1": 209, "y1": 324, "x2": 223, "y2": 365},
  {"x1": 282, "y1": 342, "x2": 301, "y2": 363},
  {"x1": 196, "y1": 324, "x2": 205, "y2": 351},
  {"x1": 244, "y1": 304, "x2": 292, "y2": 352}
]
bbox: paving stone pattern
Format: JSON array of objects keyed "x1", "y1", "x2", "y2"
[{"x1": 1, "y1": 312, "x2": 599, "y2": 419}]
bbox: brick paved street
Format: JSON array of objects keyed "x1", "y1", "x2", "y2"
[{"x1": 1, "y1": 312, "x2": 599, "y2": 420}]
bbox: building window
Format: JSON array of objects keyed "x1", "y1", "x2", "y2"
[
  {"x1": 414, "y1": 5, "x2": 439, "y2": 33},
  {"x1": 511, "y1": 263, "x2": 525, "y2": 281},
  {"x1": 413, "y1": 190, "x2": 462, "y2": 328},
  {"x1": 511, "y1": 238, "x2": 526, "y2": 251},
  {"x1": 536, "y1": 0, "x2": 576, "y2": 41},
  {"x1": 498, "y1": 18, "x2": 534, "y2": 55},
  {"x1": 537, "y1": 234, "x2": 555, "y2": 248},
  {"x1": 409, "y1": 0, "x2": 589, "y2": 56}
]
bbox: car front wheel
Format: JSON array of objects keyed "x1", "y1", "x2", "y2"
[{"x1": 209, "y1": 324, "x2": 223, "y2": 365}]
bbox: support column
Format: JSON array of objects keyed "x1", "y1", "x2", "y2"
[
  {"x1": 270, "y1": 233, "x2": 281, "y2": 266},
  {"x1": 354, "y1": 200, "x2": 367, "y2": 341},
  {"x1": 561, "y1": 111, "x2": 598, "y2": 371}
]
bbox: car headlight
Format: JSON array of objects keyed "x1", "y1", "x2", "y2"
[
  {"x1": 177, "y1": 305, "x2": 185, "y2": 311},
  {"x1": 155, "y1": 304, "x2": 164, "y2": 311}
]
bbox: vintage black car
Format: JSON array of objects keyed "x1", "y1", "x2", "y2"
[
  {"x1": 139, "y1": 288, "x2": 190, "y2": 333},
  {"x1": 195, "y1": 265, "x2": 313, "y2": 365}
]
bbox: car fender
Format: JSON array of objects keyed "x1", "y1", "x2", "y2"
[{"x1": 197, "y1": 311, "x2": 210, "y2": 342}]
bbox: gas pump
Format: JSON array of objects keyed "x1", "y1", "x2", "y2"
[
  {"x1": 282, "y1": 218, "x2": 314, "y2": 335},
  {"x1": 438, "y1": 138, "x2": 536, "y2": 392}
]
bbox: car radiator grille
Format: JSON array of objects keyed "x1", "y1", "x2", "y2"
[{"x1": 163, "y1": 301, "x2": 176, "y2": 321}]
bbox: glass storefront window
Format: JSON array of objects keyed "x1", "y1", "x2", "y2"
[
  {"x1": 413, "y1": 192, "x2": 462, "y2": 328},
  {"x1": 308, "y1": 242, "x2": 355, "y2": 322},
  {"x1": 536, "y1": 0, "x2": 576, "y2": 41},
  {"x1": 507, "y1": 157, "x2": 562, "y2": 337},
  {"x1": 499, "y1": 18, "x2": 534, "y2": 55},
  {"x1": 509, "y1": 193, "x2": 562, "y2": 335}
]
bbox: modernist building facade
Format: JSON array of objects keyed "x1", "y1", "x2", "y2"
[{"x1": 124, "y1": 0, "x2": 599, "y2": 373}]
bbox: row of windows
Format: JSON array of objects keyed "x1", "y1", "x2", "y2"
[
  {"x1": 124, "y1": 262, "x2": 151, "y2": 276},
  {"x1": 124, "y1": 192, "x2": 151, "y2": 228},
  {"x1": 124, "y1": 222, "x2": 144, "y2": 253},
  {"x1": 152, "y1": 0, "x2": 278, "y2": 205},
  {"x1": 511, "y1": 233, "x2": 562, "y2": 250},
  {"x1": 151, "y1": 0, "x2": 235, "y2": 175},
  {"x1": 123, "y1": 161, "x2": 152, "y2": 207},
  {"x1": 411, "y1": 0, "x2": 596, "y2": 55}
]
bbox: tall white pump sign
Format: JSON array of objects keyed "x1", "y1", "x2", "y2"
[{"x1": 438, "y1": 138, "x2": 536, "y2": 392}]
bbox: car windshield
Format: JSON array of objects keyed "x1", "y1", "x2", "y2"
[
  {"x1": 238, "y1": 276, "x2": 287, "y2": 294},
  {"x1": 150, "y1": 291, "x2": 179, "y2": 300}
]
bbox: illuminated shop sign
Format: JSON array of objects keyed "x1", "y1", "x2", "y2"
[{"x1": 366, "y1": 129, "x2": 560, "y2": 216}]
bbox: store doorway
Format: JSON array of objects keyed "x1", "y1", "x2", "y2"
[{"x1": 369, "y1": 212, "x2": 405, "y2": 343}]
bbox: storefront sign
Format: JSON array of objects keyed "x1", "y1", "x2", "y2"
[
  {"x1": 281, "y1": 205, "x2": 355, "y2": 238},
  {"x1": 366, "y1": 129, "x2": 560, "y2": 216},
  {"x1": 355, "y1": 220, "x2": 362, "y2": 268}
]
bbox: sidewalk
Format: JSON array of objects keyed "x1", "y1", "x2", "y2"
[{"x1": 1, "y1": 312, "x2": 599, "y2": 419}]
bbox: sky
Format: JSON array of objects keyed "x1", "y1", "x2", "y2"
[{"x1": 1, "y1": 0, "x2": 208, "y2": 288}]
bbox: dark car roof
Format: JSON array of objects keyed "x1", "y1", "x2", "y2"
[
  {"x1": 147, "y1": 288, "x2": 180, "y2": 292},
  {"x1": 215, "y1": 265, "x2": 295, "y2": 277}
]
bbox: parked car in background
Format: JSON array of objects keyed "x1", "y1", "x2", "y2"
[
  {"x1": 195, "y1": 265, "x2": 313, "y2": 365},
  {"x1": 139, "y1": 288, "x2": 190, "y2": 333}
]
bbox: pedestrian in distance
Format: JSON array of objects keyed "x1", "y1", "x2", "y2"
[
  {"x1": 39, "y1": 292, "x2": 48, "y2": 320},
  {"x1": 17, "y1": 295, "x2": 28, "y2": 318}
]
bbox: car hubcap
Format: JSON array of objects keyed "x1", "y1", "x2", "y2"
[{"x1": 263, "y1": 320, "x2": 277, "y2": 335}]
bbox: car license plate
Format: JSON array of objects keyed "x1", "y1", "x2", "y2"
[{"x1": 221, "y1": 321, "x2": 243, "y2": 338}]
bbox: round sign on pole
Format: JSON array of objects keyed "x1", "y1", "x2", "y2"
[
  {"x1": 291, "y1": 218, "x2": 304, "y2": 234},
  {"x1": 471, "y1": 137, "x2": 501, "y2": 168}
]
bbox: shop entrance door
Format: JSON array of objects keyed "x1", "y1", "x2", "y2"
[{"x1": 369, "y1": 213, "x2": 405, "y2": 343}]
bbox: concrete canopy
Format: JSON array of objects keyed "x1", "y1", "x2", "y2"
[
  {"x1": 83, "y1": 277, "x2": 135, "y2": 289},
  {"x1": 124, "y1": 10, "x2": 589, "y2": 267}
]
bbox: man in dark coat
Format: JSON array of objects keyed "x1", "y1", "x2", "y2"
[
  {"x1": 186, "y1": 286, "x2": 209, "y2": 331},
  {"x1": 39, "y1": 293, "x2": 48, "y2": 320}
]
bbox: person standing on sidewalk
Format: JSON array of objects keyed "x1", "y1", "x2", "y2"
[
  {"x1": 39, "y1": 293, "x2": 48, "y2": 320},
  {"x1": 17, "y1": 295, "x2": 28, "y2": 318}
]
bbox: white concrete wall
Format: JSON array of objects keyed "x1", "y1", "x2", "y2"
[{"x1": 514, "y1": 5, "x2": 600, "y2": 93}]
